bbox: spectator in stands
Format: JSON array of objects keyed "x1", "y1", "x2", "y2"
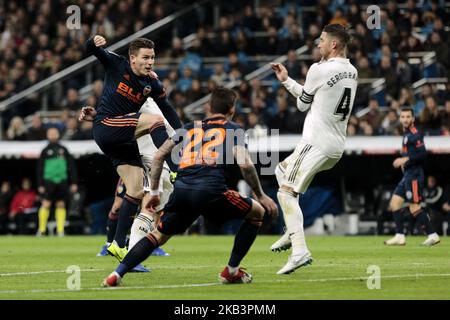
[
  {"x1": 169, "y1": 37, "x2": 184, "y2": 59},
  {"x1": 0, "y1": 181, "x2": 13, "y2": 234},
  {"x1": 185, "y1": 79, "x2": 206, "y2": 104},
  {"x1": 6, "y1": 116, "x2": 27, "y2": 141},
  {"x1": 396, "y1": 55, "x2": 412, "y2": 88},
  {"x1": 78, "y1": 121, "x2": 94, "y2": 140},
  {"x1": 62, "y1": 88, "x2": 83, "y2": 112},
  {"x1": 285, "y1": 50, "x2": 301, "y2": 80},
  {"x1": 210, "y1": 63, "x2": 228, "y2": 85},
  {"x1": 9, "y1": 178, "x2": 37, "y2": 235},
  {"x1": 357, "y1": 56, "x2": 376, "y2": 79},
  {"x1": 247, "y1": 112, "x2": 267, "y2": 137},
  {"x1": 363, "y1": 99, "x2": 384, "y2": 132},
  {"x1": 26, "y1": 113, "x2": 47, "y2": 140},
  {"x1": 378, "y1": 56, "x2": 398, "y2": 100},
  {"x1": 441, "y1": 100, "x2": 450, "y2": 135},
  {"x1": 176, "y1": 66, "x2": 194, "y2": 93},
  {"x1": 62, "y1": 117, "x2": 82, "y2": 141},
  {"x1": 420, "y1": 96, "x2": 442, "y2": 135},
  {"x1": 425, "y1": 32, "x2": 449, "y2": 73},
  {"x1": 381, "y1": 109, "x2": 400, "y2": 136}
]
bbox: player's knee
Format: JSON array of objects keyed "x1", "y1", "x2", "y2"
[
  {"x1": 247, "y1": 200, "x2": 264, "y2": 221},
  {"x1": 148, "y1": 115, "x2": 164, "y2": 128},
  {"x1": 41, "y1": 200, "x2": 51, "y2": 209}
]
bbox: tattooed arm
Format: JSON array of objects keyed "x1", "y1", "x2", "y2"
[
  {"x1": 233, "y1": 145, "x2": 278, "y2": 217},
  {"x1": 150, "y1": 139, "x2": 176, "y2": 192}
]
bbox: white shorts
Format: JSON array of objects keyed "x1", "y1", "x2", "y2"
[
  {"x1": 142, "y1": 156, "x2": 174, "y2": 212},
  {"x1": 278, "y1": 143, "x2": 340, "y2": 194}
]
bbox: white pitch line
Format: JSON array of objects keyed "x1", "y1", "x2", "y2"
[
  {"x1": 0, "y1": 269, "x2": 104, "y2": 277},
  {"x1": 1, "y1": 273, "x2": 450, "y2": 295}
]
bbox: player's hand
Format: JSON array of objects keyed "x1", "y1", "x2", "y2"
[
  {"x1": 258, "y1": 194, "x2": 279, "y2": 218},
  {"x1": 393, "y1": 157, "x2": 408, "y2": 169},
  {"x1": 78, "y1": 106, "x2": 97, "y2": 122},
  {"x1": 146, "y1": 195, "x2": 160, "y2": 213},
  {"x1": 38, "y1": 186, "x2": 45, "y2": 194},
  {"x1": 93, "y1": 35, "x2": 106, "y2": 47},
  {"x1": 270, "y1": 63, "x2": 288, "y2": 82},
  {"x1": 70, "y1": 184, "x2": 78, "y2": 193}
]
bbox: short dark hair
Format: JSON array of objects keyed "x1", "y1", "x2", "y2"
[
  {"x1": 210, "y1": 87, "x2": 237, "y2": 114},
  {"x1": 323, "y1": 24, "x2": 350, "y2": 48},
  {"x1": 400, "y1": 107, "x2": 414, "y2": 116},
  {"x1": 129, "y1": 38, "x2": 154, "y2": 56}
]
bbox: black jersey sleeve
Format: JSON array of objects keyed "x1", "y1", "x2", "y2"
[{"x1": 85, "y1": 37, "x2": 123, "y2": 68}]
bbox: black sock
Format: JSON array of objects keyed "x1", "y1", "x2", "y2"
[
  {"x1": 116, "y1": 234, "x2": 158, "y2": 277},
  {"x1": 106, "y1": 212, "x2": 118, "y2": 243},
  {"x1": 114, "y1": 194, "x2": 139, "y2": 247},
  {"x1": 149, "y1": 123, "x2": 178, "y2": 171},
  {"x1": 393, "y1": 208, "x2": 405, "y2": 234},
  {"x1": 228, "y1": 219, "x2": 261, "y2": 268},
  {"x1": 415, "y1": 209, "x2": 434, "y2": 235}
]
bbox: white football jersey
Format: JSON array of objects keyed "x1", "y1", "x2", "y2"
[
  {"x1": 137, "y1": 98, "x2": 176, "y2": 160},
  {"x1": 282, "y1": 57, "x2": 358, "y2": 158}
]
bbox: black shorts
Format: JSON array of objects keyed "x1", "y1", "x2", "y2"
[
  {"x1": 42, "y1": 182, "x2": 69, "y2": 202},
  {"x1": 393, "y1": 169, "x2": 424, "y2": 204},
  {"x1": 93, "y1": 113, "x2": 142, "y2": 168},
  {"x1": 157, "y1": 187, "x2": 252, "y2": 235}
]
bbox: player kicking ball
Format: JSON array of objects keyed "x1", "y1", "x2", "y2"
[{"x1": 384, "y1": 108, "x2": 440, "y2": 246}]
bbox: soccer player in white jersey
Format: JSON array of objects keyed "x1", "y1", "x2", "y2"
[{"x1": 270, "y1": 24, "x2": 358, "y2": 275}]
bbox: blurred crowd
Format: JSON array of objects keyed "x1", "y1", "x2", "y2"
[{"x1": 1, "y1": 0, "x2": 449, "y2": 140}]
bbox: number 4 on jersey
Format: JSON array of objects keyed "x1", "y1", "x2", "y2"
[{"x1": 334, "y1": 87, "x2": 351, "y2": 121}]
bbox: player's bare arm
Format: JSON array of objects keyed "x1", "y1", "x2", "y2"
[
  {"x1": 270, "y1": 63, "x2": 288, "y2": 82},
  {"x1": 233, "y1": 145, "x2": 278, "y2": 217}
]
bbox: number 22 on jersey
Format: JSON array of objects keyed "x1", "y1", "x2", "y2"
[{"x1": 179, "y1": 128, "x2": 226, "y2": 169}]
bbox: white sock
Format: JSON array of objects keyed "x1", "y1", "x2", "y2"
[
  {"x1": 275, "y1": 164, "x2": 286, "y2": 187},
  {"x1": 128, "y1": 213, "x2": 154, "y2": 250},
  {"x1": 395, "y1": 233, "x2": 405, "y2": 238},
  {"x1": 277, "y1": 190, "x2": 308, "y2": 256},
  {"x1": 428, "y1": 232, "x2": 438, "y2": 238}
]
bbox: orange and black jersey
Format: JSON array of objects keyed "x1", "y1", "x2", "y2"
[
  {"x1": 172, "y1": 115, "x2": 247, "y2": 191},
  {"x1": 401, "y1": 126, "x2": 426, "y2": 171},
  {"x1": 85, "y1": 37, "x2": 181, "y2": 129}
]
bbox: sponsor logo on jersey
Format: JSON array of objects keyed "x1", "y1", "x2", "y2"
[{"x1": 116, "y1": 82, "x2": 144, "y2": 104}]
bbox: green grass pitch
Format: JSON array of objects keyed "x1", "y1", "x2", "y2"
[{"x1": 0, "y1": 235, "x2": 449, "y2": 300}]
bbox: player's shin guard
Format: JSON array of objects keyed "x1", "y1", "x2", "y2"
[
  {"x1": 38, "y1": 207, "x2": 50, "y2": 234},
  {"x1": 114, "y1": 194, "x2": 140, "y2": 248},
  {"x1": 128, "y1": 212, "x2": 154, "y2": 250},
  {"x1": 106, "y1": 211, "x2": 119, "y2": 244},
  {"x1": 415, "y1": 209, "x2": 434, "y2": 235},
  {"x1": 55, "y1": 207, "x2": 66, "y2": 235},
  {"x1": 116, "y1": 233, "x2": 158, "y2": 277},
  {"x1": 392, "y1": 208, "x2": 405, "y2": 235},
  {"x1": 277, "y1": 189, "x2": 308, "y2": 256},
  {"x1": 228, "y1": 219, "x2": 262, "y2": 268}
]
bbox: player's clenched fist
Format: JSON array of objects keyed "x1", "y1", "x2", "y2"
[{"x1": 93, "y1": 35, "x2": 107, "y2": 47}]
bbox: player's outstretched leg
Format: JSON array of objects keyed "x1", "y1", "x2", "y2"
[
  {"x1": 384, "y1": 208, "x2": 406, "y2": 246},
  {"x1": 276, "y1": 187, "x2": 312, "y2": 275},
  {"x1": 219, "y1": 200, "x2": 264, "y2": 284},
  {"x1": 102, "y1": 231, "x2": 170, "y2": 287}
]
